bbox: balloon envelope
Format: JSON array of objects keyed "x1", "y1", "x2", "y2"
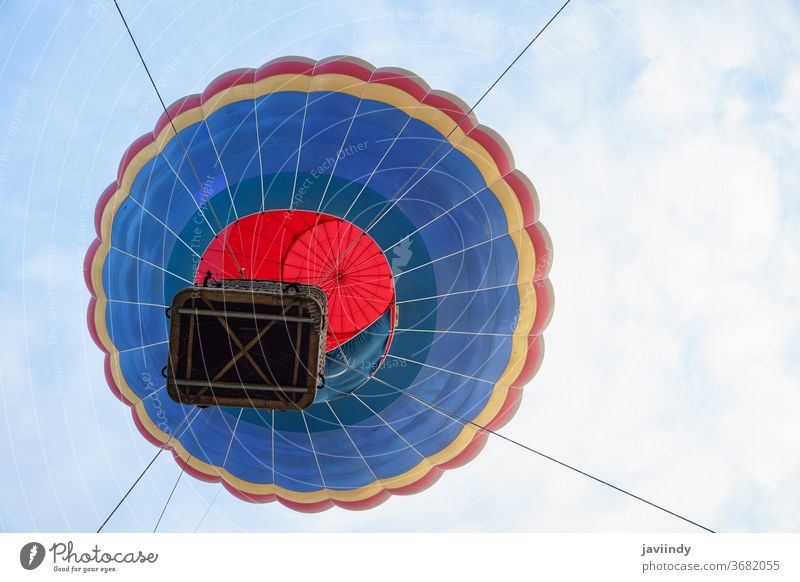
[{"x1": 85, "y1": 56, "x2": 553, "y2": 511}]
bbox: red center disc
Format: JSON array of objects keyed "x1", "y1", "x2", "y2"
[{"x1": 195, "y1": 210, "x2": 395, "y2": 351}]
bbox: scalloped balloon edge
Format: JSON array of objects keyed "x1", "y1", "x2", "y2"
[{"x1": 83, "y1": 55, "x2": 554, "y2": 511}]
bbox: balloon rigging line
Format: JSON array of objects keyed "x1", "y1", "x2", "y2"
[
  {"x1": 332, "y1": 0, "x2": 573, "y2": 272},
  {"x1": 347, "y1": 391, "x2": 428, "y2": 460},
  {"x1": 104, "y1": 0, "x2": 552, "y2": 438},
  {"x1": 301, "y1": 60, "x2": 380, "y2": 297},
  {"x1": 111, "y1": 0, "x2": 245, "y2": 278},
  {"x1": 393, "y1": 223, "x2": 538, "y2": 279},
  {"x1": 289, "y1": 63, "x2": 316, "y2": 213},
  {"x1": 140, "y1": 384, "x2": 168, "y2": 401},
  {"x1": 325, "y1": 402, "x2": 382, "y2": 482},
  {"x1": 203, "y1": 120, "x2": 240, "y2": 223},
  {"x1": 332, "y1": 186, "x2": 536, "y2": 282},
  {"x1": 118, "y1": 340, "x2": 167, "y2": 353},
  {"x1": 166, "y1": 257, "x2": 362, "y2": 495},
  {"x1": 252, "y1": 81, "x2": 266, "y2": 213},
  {"x1": 342, "y1": 116, "x2": 417, "y2": 221},
  {"x1": 312, "y1": 140, "x2": 513, "y2": 283},
  {"x1": 151, "y1": 146, "x2": 219, "y2": 235},
  {"x1": 193, "y1": 408, "x2": 244, "y2": 532},
  {"x1": 153, "y1": 414, "x2": 216, "y2": 533},
  {"x1": 327, "y1": 356, "x2": 716, "y2": 533},
  {"x1": 301, "y1": 410, "x2": 328, "y2": 490},
  {"x1": 391, "y1": 249, "x2": 517, "y2": 375},
  {"x1": 110, "y1": 245, "x2": 194, "y2": 285},
  {"x1": 268, "y1": 187, "x2": 511, "y2": 308},
  {"x1": 145, "y1": 145, "x2": 221, "y2": 245},
  {"x1": 102, "y1": 0, "x2": 690, "y2": 531},
  {"x1": 316, "y1": 68, "x2": 376, "y2": 214},
  {"x1": 111, "y1": 0, "x2": 562, "y2": 290},
  {"x1": 395, "y1": 327, "x2": 526, "y2": 338},
  {"x1": 96, "y1": 405, "x2": 201, "y2": 532},
  {"x1": 375, "y1": 0, "x2": 573, "y2": 224},
  {"x1": 396, "y1": 281, "x2": 521, "y2": 304},
  {"x1": 386, "y1": 354, "x2": 496, "y2": 385},
  {"x1": 125, "y1": 193, "x2": 204, "y2": 259},
  {"x1": 381, "y1": 170, "x2": 517, "y2": 256},
  {"x1": 313, "y1": 0, "x2": 573, "y2": 287},
  {"x1": 107, "y1": 299, "x2": 169, "y2": 309},
  {"x1": 243, "y1": 72, "x2": 376, "y2": 278},
  {"x1": 464, "y1": 0, "x2": 574, "y2": 121},
  {"x1": 153, "y1": 457, "x2": 188, "y2": 533},
  {"x1": 193, "y1": 484, "x2": 223, "y2": 533},
  {"x1": 153, "y1": 406, "x2": 216, "y2": 532},
  {"x1": 235, "y1": 4, "x2": 339, "y2": 217}
]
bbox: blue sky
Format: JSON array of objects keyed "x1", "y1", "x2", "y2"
[{"x1": 0, "y1": 0, "x2": 798, "y2": 532}]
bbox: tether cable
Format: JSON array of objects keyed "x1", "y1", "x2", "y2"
[
  {"x1": 153, "y1": 456, "x2": 190, "y2": 533},
  {"x1": 96, "y1": 406, "x2": 200, "y2": 533},
  {"x1": 111, "y1": 0, "x2": 245, "y2": 278},
  {"x1": 314, "y1": 0, "x2": 574, "y2": 285},
  {"x1": 329, "y1": 356, "x2": 716, "y2": 533}
]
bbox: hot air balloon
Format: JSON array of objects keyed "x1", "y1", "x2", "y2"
[{"x1": 85, "y1": 55, "x2": 553, "y2": 511}]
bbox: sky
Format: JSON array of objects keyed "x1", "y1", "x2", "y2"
[{"x1": 0, "y1": 0, "x2": 798, "y2": 532}]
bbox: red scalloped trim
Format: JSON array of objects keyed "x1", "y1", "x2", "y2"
[
  {"x1": 486, "y1": 386, "x2": 524, "y2": 431},
  {"x1": 116, "y1": 135, "x2": 152, "y2": 184},
  {"x1": 315, "y1": 58, "x2": 374, "y2": 81},
  {"x1": 86, "y1": 56, "x2": 554, "y2": 512},
  {"x1": 506, "y1": 171, "x2": 538, "y2": 225},
  {"x1": 202, "y1": 69, "x2": 255, "y2": 104},
  {"x1": 439, "y1": 429, "x2": 489, "y2": 470},
  {"x1": 422, "y1": 92, "x2": 470, "y2": 129},
  {"x1": 255, "y1": 56, "x2": 314, "y2": 81},
  {"x1": 83, "y1": 239, "x2": 101, "y2": 293},
  {"x1": 154, "y1": 95, "x2": 203, "y2": 138},
  {"x1": 93, "y1": 184, "x2": 117, "y2": 236},
  {"x1": 371, "y1": 70, "x2": 429, "y2": 101},
  {"x1": 471, "y1": 130, "x2": 513, "y2": 175},
  {"x1": 527, "y1": 223, "x2": 553, "y2": 282},
  {"x1": 389, "y1": 466, "x2": 443, "y2": 496},
  {"x1": 86, "y1": 297, "x2": 103, "y2": 351},
  {"x1": 332, "y1": 489, "x2": 392, "y2": 511}
]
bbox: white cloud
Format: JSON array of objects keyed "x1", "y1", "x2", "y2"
[{"x1": 0, "y1": 0, "x2": 798, "y2": 532}]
